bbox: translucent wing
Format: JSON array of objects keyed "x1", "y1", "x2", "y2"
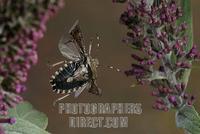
[
  {"x1": 74, "y1": 82, "x2": 91, "y2": 98},
  {"x1": 88, "y1": 81, "x2": 102, "y2": 96},
  {"x1": 58, "y1": 20, "x2": 84, "y2": 61}
]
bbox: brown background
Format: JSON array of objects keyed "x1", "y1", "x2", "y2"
[{"x1": 24, "y1": 0, "x2": 200, "y2": 134}]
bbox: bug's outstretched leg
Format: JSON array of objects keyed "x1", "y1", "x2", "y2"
[
  {"x1": 88, "y1": 34, "x2": 100, "y2": 56},
  {"x1": 88, "y1": 38, "x2": 93, "y2": 56},
  {"x1": 89, "y1": 44, "x2": 92, "y2": 56},
  {"x1": 53, "y1": 94, "x2": 70, "y2": 106},
  {"x1": 47, "y1": 60, "x2": 67, "y2": 69}
]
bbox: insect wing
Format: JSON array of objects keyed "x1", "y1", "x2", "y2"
[
  {"x1": 58, "y1": 20, "x2": 83, "y2": 61},
  {"x1": 88, "y1": 82, "x2": 102, "y2": 96},
  {"x1": 58, "y1": 40, "x2": 81, "y2": 61},
  {"x1": 74, "y1": 82, "x2": 91, "y2": 98},
  {"x1": 69, "y1": 20, "x2": 84, "y2": 53}
]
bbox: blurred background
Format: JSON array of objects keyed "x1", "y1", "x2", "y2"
[{"x1": 24, "y1": 0, "x2": 200, "y2": 134}]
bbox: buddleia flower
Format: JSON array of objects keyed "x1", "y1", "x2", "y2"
[
  {"x1": 0, "y1": 0, "x2": 64, "y2": 132},
  {"x1": 113, "y1": 0, "x2": 200, "y2": 111}
]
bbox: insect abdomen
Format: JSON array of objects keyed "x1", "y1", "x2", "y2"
[
  {"x1": 50, "y1": 61, "x2": 87, "y2": 94},
  {"x1": 50, "y1": 79, "x2": 87, "y2": 94}
]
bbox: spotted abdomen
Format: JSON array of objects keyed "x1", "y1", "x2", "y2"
[{"x1": 49, "y1": 61, "x2": 87, "y2": 94}]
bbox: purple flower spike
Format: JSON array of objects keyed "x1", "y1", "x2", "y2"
[
  {"x1": 115, "y1": 0, "x2": 200, "y2": 111},
  {"x1": 0, "y1": 0, "x2": 64, "y2": 132},
  {"x1": 186, "y1": 45, "x2": 200, "y2": 59}
]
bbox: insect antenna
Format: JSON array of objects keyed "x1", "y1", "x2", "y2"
[
  {"x1": 88, "y1": 37, "x2": 93, "y2": 56},
  {"x1": 88, "y1": 34, "x2": 100, "y2": 56}
]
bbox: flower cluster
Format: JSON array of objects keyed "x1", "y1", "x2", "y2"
[
  {"x1": 114, "y1": 0, "x2": 200, "y2": 111},
  {"x1": 0, "y1": 0, "x2": 64, "y2": 132}
]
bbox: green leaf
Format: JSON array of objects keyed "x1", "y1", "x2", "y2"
[
  {"x1": 170, "y1": 51, "x2": 177, "y2": 65},
  {"x1": 3, "y1": 101, "x2": 50, "y2": 134},
  {"x1": 148, "y1": 71, "x2": 166, "y2": 81},
  {"x1": 176, "y1": 105, "x2": 200, "y2": 134},
  {"x1": 178, "y1": 66, "x2": 191, "y2": 87},
  {"x1": 0, "y1": 76, "x2": 3, "y2": 84},
  {"x1": 177, "y1": 0, "x2": 193, "y2": 87},
  {"x1": 177, "y1": 0, "x2": 193, "y2": 53},
  {"x1": 128, "y1": 44, "x2": 140, "y2": 50}
]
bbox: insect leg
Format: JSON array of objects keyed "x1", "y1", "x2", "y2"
[
  {"x1": 88, "y1": 35, "x2": 100, "y2": 56},
  {"x1": 47, "y1": 60, "x2": 67, "y2": 69},
  {"x1": 88, "y1": 38, "x2": 93, "y2": 56},
  {"x1": 53, "y1": 93, "x2": 70, "y2": 106}
]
